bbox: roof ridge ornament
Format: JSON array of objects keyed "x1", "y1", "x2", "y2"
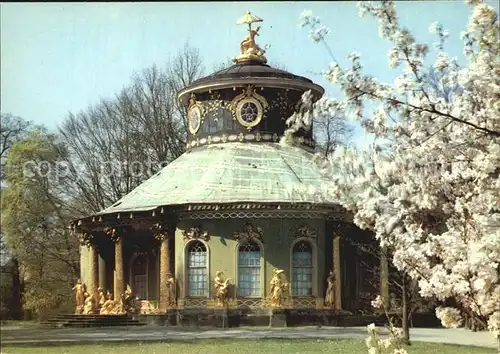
[{"x1": 232, "y1": 11, "x2": 267, "y2": 64}]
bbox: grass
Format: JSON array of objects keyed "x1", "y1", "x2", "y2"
[{"x1": 1, "y1": 339, "x2": 496, "y2": 354}]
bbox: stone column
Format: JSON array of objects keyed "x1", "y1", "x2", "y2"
[
  {"x1": 333, "y1": 232, "x2": 342, "y2": 310},
  {"x1": 380, "y1": 245, "x2": 390, "y2": 309},
  {"x1": 88, "y1": 245, "x2": 99, "y2": 296}
]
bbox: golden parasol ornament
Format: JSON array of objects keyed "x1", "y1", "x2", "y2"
[
  {"x1": 236, "y1": 10, "x2": 263, "y2": 31},
  {"x1": 233, "y1": 10, "x2": 267, "y2": 64}
]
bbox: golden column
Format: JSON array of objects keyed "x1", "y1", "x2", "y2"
[
  {"x1": 106, "y1": 228, "x2": 124, "y2": 301},
  {"x1": 88, "y1": 244, "x2": 99, "y2": 297},
  {"x1": 78, "y1": 232, "x2": 99, "y2": 295},
  {"x1": 333, "y1": 230, "x2": 342, "y2": 310},
  {"x1": 151, "y1": 222, "x2": 171, "y2": 312}
]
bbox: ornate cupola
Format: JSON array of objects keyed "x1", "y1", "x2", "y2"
[
  {"x1": 178, "y1": 11, "x2": 324, "y2": 152},
  {"x1": 75, "y1": 11, "x2": 335, "y2": 219}
]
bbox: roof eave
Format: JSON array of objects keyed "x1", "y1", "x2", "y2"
[{"x1": 177, "y1": 78, "x2": 325, "y2": 106}]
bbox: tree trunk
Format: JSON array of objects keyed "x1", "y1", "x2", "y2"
[
  {"x1": 10, "y1": 257, "x2": 22, "y2": 320},
  {"x1": 402, "y1": 272, "x2": 411, "y2": 345},
  {"x1": 380, "y1": 246, "x2": 390, "y2": 309}
]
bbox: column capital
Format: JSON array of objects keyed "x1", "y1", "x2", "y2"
[
  {"x1": 104, "y1": 227, "x2": 126, "y2": 243},
  {"x1": 150, "y1": 222, "x2": 171, "y2": 241},
  {"x1": 78, "y1": 232, "x2": 95, "y2": 248}
]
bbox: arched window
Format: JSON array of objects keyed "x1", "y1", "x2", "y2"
[
  {"x1": 131, "y1": 254, "x2": 148, "y2": 300},
  {"x1": 292, "y1": 240, "x2": 313, "y2": 296},
  {"x1": 238, "y1": 241, "x2": 261, "y2": 297},
  {"x1": 187, "y1": 241, "x2": 208, "y2": 297}
]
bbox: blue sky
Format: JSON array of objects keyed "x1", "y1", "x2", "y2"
[{"x1": 1, "y1": 1, "x2": 498, "y2": 148}]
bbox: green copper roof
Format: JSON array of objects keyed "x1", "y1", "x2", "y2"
[{"x1": 97, "y1": 143, "x2": 336, "y2": 215}]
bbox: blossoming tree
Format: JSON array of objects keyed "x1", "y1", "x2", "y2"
[{"x1": 294, "y1": 0, "x2": 500, "y2": 343}]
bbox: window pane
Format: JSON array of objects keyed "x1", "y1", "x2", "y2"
[
  {"x1": 187, "y1": 242, "x2": 207, "y2": 297},
  {"x1": 292, "y1": 241, "x2": 313, "y2": 296},
  {"x1": 238, "y1": 241, "x2": 261, "y2": 297}
]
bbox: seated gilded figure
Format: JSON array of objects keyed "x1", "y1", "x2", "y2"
[{"x1": 233, "y1": 11, "x2": 267, "y2": 64}]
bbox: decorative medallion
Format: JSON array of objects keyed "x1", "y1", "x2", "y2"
[
  {"x1": 292, "y1": 224, "x2": 317, "y2": 239},
  {"x1": 182, "y1": 226, "x2": 210, "y2": 241},
  {"x1": 230, "y1": 85, "x2": 268, "y2": 130},
  {"x1": 188, "y1": 94, "x2": 203, "y2": 135},
  {"x1": 233, "y1": 222, "x2": 263, "y2": 242}
]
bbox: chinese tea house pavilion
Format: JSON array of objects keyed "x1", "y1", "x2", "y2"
[{"x1": 72, "y1": 11, "x2": 381, "y2": 324}]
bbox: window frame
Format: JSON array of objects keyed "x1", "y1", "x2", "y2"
[
  {"x1": 290, "y1": 238, "x2": 317, "y2": 298},
  {"x1": 235, "y1": 238, "x2": 265, "y2": 298},
  {"x1": 184, "y1": 239, "x2": 210, "y2": 298}
]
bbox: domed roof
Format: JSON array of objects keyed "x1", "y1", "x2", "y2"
[
  {"x1": 96, "y1": 142, "x2": 337, "y2": 215},
  {"x1": 178, "y1": 61, "x2": 324, "y2": 105},
  {"x1": 192, "y1": 62, "x2": 315, "y2": 86},
  {"x1": 73, "y1": 11, "x2": 340, "y2": 224}
]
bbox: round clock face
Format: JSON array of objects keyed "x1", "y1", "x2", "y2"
[
  {"x1": 188, "y1": 106, "x2": 201, "y2": 134},
  {"x1": 236, "y1": 98, "x2": 263, "y2": 128}
]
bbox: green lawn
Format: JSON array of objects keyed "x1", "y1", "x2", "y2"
[{"x1": 1, "y1": 339, "x2": 496, "y2": 354}]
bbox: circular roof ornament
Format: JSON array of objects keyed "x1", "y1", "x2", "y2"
[
  {"x1": 230, "y1": 85, "x2": 269, "y2": 130},
  {"x1": 236, "y1": 98, "x2": 263, "y2": 129},
  {"x1": 188, "y1": 105, "x2": 202, "y2": 135},
  {"x1": 188, "y1": 94, "x2": 203, "y2": 135}
]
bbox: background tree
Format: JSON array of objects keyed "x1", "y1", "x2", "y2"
[
  {"x1": 0, "y1": 114, "x2": 34, "y2": 320},
  {"x1": 1, "y1": 113, "x2": 32, "y2": 181},
  {"x1": 60, "y1": 42, "x2": 205, "y2": 214},
  {"x1": 166, "y1": 42, "x2": 205, "y2": 140},
  {"x1": 313, "y1": 99, "x2": 354, "y2": 156},
  {"x1": 1, "y1": 129, "x2": 80, "y2": 319}
]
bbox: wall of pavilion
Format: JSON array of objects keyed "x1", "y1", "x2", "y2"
[{"x1": 77, "y1": 207, "x2": 380, "y2": 313}]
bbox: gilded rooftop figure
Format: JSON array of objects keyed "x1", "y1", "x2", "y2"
[{"x1": 233, "y1": 11, "x2": 267, "y2": 64}]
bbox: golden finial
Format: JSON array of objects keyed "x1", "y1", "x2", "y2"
[{"x1": 232, "y1": 11, "x2": 267, "y2": 64}]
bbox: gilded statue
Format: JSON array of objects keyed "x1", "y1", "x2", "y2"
[
  {"x1": 96, "y1": 287, "x2": 105, "y2": 310},
  {"x1": 324, "y1": 270, "x2": 336, "y2": 307},
  {"x1": 269, "y1": 269, "x2": 289, "y2": 308},
  {"x1": 214, "y1": 271, "x2": 231, "y2": 307},
  {"x1": 72, "y1": 279, "x2": 86, "y2": 314},
  {"x1": 82, "y1": 292, "x2": 96, "y2": 315},
  {"x1": 100, "y1": 291, "x2": 120, "y2": 315},
  {"x1": 139, "y1": 300, "x2": 160, "y2": 315},
  {"x1": 233, "y1": 11, "x2": 267, "y2": 64},
  {"x1": 121, "y1": 284, "x2": 137, "y2": 314},
  {"x1": 240, "y1": 26, "x2": 265, "y2": 57},
  {"x1": 166, "y1": 273, "x2": 176, "y2": 307}
]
